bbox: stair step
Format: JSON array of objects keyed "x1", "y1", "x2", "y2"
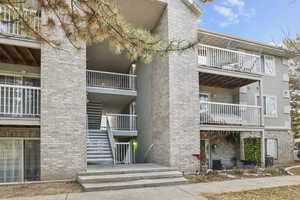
[
  {"x1": 78, "y1": 171, "x2": 183, "y2": 184},
  {"x1": 87, "y1": 145, "x2": 110, "y2": 151},
  {"x1": 87, "y1": 151, "x2": 111, "y2": 154},
  {"x1": 78, "y1": 167, "x2": 179, "y2": 176},
  {"x1": 87, "y1": 154, "x2": 113, "y2": 158},
  {"x1": 81, "y1": 177, "x2": 187, "y2": 192},
  {"x1": 87, "y1": 158, "x2": 113, "y2": 163}
]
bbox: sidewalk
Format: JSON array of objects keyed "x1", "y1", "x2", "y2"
[{"x1": 9, "y1": 176, "x2": 300, "y2": 200}]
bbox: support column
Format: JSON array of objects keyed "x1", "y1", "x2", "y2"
[
  {"x1": 261, "y1": 130, "x2": 265, "y2": 167},
  {"x1": 40, "y1": 5, "x2": 87, "y2": 180},
  {"x1": 258, "y1": 80, "x2": 264, "y2": 127}
]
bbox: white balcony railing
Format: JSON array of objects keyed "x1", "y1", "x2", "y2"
[
  {"x1": 107, "y1": 114, "x2": 137, "y2": 131},
  {"x1": 0, "y1": 5, "x2": 40, "y2": 37},
  {"x1": 198, "y1": 44, "x2": 261, "y2": 75},
  {"x1": 114, "y1": 142, "x2": 132, "y2": 165},
  {"x1": 0, "y1": 84, "x2": 40, "y2": 117},
  {"x1": 87, "y1": 70, "x2": 136, "y2": 91},
  {"x1": 200, "y1": 101, "x2": 262, "y2": 126}
]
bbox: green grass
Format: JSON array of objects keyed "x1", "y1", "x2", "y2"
[
  {"x1": 289, "y1": 167, "x2": 300, "y2": 175},
  {"x1": 204, "y1": 185, "x2": 300, "y2": 200}
]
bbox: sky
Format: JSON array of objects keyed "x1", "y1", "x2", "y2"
[{"x1": 199, "y1": 0, "x2": 300, "y2": 44}]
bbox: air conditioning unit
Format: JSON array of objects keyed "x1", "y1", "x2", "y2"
[
  {"x1": 284, "y1": 105, "x2": 291, "y2": 114},
  {"x1": 285, "y1": 120, "x2": 291, "y2": 129},
  {"x1": 282, "y1": 73, "x2": 289, "y2": 82},
  {"x1": 283, "y1": 90, "x2": 290, "y2": 98}
]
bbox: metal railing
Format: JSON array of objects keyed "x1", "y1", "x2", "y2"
[
  {"x1": 107, "y1": 114, "x2": 137, "y2": 131},
  {"x1": 198, "y1": 44, "x2": 261, "y2": 74},
  {"x1": 106, "y1": 117, "x2": 116, "y2": 165},
  {"x1": 114, "y1": 142, "x2": 132, "y2": 165},
  {"x1": 0, "y1": 84, "x2": 40, "y2": 117},
  {"x1": 87, "y1": 70, "x2": 136, "y2": 91},
  {"x1": 0, "y1": 4, "x2": 40, "y2": 37},
  {"x1": 200, "y1": 101, "x2": 262, "y2": 126}
]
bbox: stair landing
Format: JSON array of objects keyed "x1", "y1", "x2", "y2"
[{"x1": 79, "y1": 164, "x2": 187, "y2": 191}]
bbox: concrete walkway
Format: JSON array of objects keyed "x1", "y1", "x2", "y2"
[{"x1": 9, "y1": 176, "x2": 300, "y2": 200}]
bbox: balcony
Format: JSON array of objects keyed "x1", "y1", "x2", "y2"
[
  {"x1": 198, "y1": 44, "x2": 261, "y2": 76},
  {"x1": 0, "y1": 4, "x2": 40, "y2": 38},
  {"x1": 87, "y1": 70, "x2": 136, "y2": 96},
  {"x1": 103, "y1": 114, "x2": 137, "y2": 137},
  {"x1": 200, "y1": 101, "x2": 262, "y2": 127},
  {"x1": 0, "y1": 84, "x2": 40, "y2": 125}
]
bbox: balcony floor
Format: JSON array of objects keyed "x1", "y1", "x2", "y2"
[
  {"x1": 0, "y1": 117, "x2": 40, "y2": 126},
  {"x1": 200, "y1": 124, "x2": 264, "y2": 132},
  {"x1": 199, "y1": 71, "x2": 258, "y2": 88},
  {"x1": 87, "y1": 87, "x2": 137, "y2": 96}
]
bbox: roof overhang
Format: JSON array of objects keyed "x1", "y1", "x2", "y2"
[
  {"x1": 181, "y1": 0, "x2": 203, "y2": 17},
  {"x1": 198, "y1": 29, "x2": 299, "y2": 59}
]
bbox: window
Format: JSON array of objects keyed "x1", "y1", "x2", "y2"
[
  {"x1": 256, "y1": 95, "x2": 277, "y2": 117},
  {"x1": 265, "y1": 139, "x2": 278, "y2": 159},
  {"x1": 261, "y1": 55, "x2": 276, "y2": 76}
]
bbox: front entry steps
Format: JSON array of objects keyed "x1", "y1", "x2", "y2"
[{"x1": 78, "y1": 165, "x2": 187, "y2": 191}]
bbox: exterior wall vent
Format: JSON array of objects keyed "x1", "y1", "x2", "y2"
[{"x1": 283, "y1": 90, "x2": 290, "y2": 98}]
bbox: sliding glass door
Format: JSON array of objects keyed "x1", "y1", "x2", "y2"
[
  {"x1": 0, "y1": 140, "x2": 23, "y2": 183},
  {"x1": 0, "y1": 139, "x2": 40, "y2": 183}
]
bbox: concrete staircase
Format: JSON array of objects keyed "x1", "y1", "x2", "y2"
[
  {"x1": 78, "y1": 166, "x2": 187, "y2": 191},
  {"x1": 87, "y1": 130, "x2": 114, "y2": 165}
]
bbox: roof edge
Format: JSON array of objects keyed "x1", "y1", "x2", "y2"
[{"x1": 198, "y1": 28, "x2": 299, "y2": 58}]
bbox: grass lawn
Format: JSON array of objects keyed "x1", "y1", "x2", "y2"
[
  {"x1": 289, "y1": 167, "x2": 300, "y2": 175},
  {"x1": 0, "y1": 182, "x2": 82, "y2": 199},
  {"x1": 204, "y1": 185, "x2": 300, "y2": 200}
]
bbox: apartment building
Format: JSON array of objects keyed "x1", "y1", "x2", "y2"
[{"x1": 0, "y1": 0, "x2": 296, "y2": 185}]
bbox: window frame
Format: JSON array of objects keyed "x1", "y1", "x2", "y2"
[
  {"x1": 261, "y1": 55, "x2": 276, "y2": 76},
  {"x1": 256, "y1": 94, "x2": 278, "y2": 118}
]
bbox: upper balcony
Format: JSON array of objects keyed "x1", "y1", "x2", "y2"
[
  {"x1": 87, "y1": 70, "x2": 137, "y2": 96},
  {"x1": 0, "y1": 4, "x2": 40, "y2": 38},
  {"x1": 198, "y1": 44, "x2": 262, "y2": 78}
]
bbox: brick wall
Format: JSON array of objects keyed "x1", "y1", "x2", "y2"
[{"x1": 40, "y1": 5, "x2": 87, "y2": 180}]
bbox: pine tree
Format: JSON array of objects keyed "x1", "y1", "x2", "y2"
[{"x1": 0, "y1": 0, "x2": 211, "y2": 62}]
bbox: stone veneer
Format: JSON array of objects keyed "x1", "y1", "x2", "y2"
[{"x1": 40, "y1": 6, "x2": 87, "y2": 180}]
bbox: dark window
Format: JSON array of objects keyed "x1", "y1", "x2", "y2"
[{"x1": 24, "y1": 140, "x2": 40, "y2": 181}]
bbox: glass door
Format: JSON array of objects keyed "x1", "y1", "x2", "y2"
[
  {"x1": 0, "y1": 140, "x2": 23, "y2": 183},
  {"x1": 24, "y1": 140, "x2": 40, "y2": 181}
]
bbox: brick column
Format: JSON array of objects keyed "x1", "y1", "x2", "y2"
[{"x1": 40, "y1": 8, "x2": 87, "y2": 180}]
